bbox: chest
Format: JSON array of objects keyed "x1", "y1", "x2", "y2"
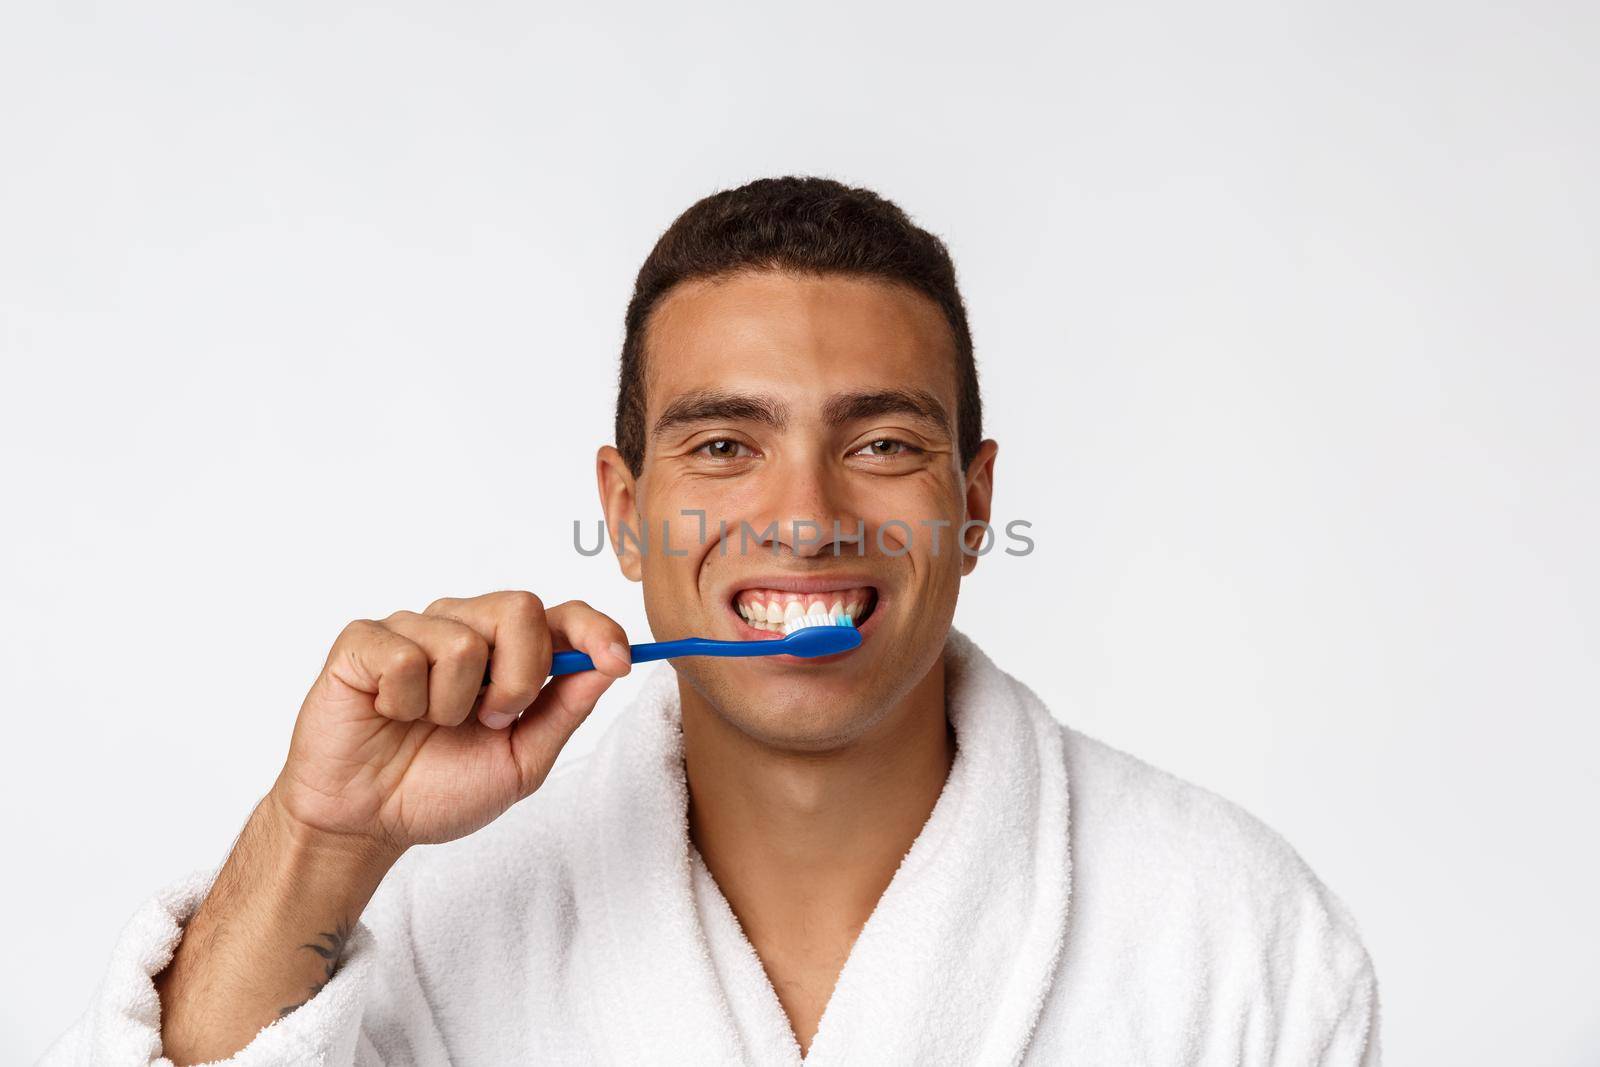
[{"x1": 746, "y1": 933, "x2": 858, "y2": 1055}]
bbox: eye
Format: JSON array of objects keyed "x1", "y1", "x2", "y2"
[
  {"x1": 696, "y1": 438, "x2": 753, "y2": 460},
  {"x1": 852, "y1": 438, "x2": 919, "y2": 458}
]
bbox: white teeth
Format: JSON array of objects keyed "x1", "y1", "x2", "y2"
[{"x1": 735, "y1": 588, "x2": 873, "y2": 631}]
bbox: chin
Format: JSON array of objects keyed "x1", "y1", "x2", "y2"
[{"x1": 679, "y1": 660, "x2": 901, "y2": 752}]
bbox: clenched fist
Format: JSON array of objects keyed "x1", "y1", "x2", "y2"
[{"x1": 270, "y1": 591, "x2": 633, "y2": 853}]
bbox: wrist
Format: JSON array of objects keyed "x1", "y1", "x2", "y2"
[{"x1": 259, "y1": 789, "x2": 405, "y2": 888}]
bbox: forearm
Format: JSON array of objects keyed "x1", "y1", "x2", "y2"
[{"x1": 153, "y1": 792, "x2": 401, "y2": 1066}]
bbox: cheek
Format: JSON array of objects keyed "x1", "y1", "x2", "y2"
[
  {"x1": 856, "y1": 480, "x2": 967, "y2": 559},
  {"x1": 638, "y1": 552, "x2": 705, "y2": 643},
  {"x1": 650, "y1": 475, "x2": 767, "y2": 544},
  {"x1": 635, "y1": 504, "x2": 712, "y2": 619}
]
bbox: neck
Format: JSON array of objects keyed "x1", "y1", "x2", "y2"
[{"x1": 680, "y1": 657, "x2": 956, "y2": 953}]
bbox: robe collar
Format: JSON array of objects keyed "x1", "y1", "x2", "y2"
[{"x1": 578, "y1": 628, "x2": 1072, "y2": 1064}]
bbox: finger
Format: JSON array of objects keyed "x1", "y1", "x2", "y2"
[
  {"x1": 504, "y1": 600, "x2": 632, "y2": 793},
  {"x1": 380, "y1": 611, "x2": 490, "y2": 727},
  {"x1": 544, "y1": 600, "x2": 633, "y2": 681},
  {"x1": 425, "y1": 591, "x2": 551, "y2": 729},
  {"x1": 326, "y1": 620, "x2": 430, "y2": 723},
  {"x1": 509, "y1": 668, "x2": 620, "y2": 796}
]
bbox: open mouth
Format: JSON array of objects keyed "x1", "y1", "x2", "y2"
[{"x1": 729, "y1": 585, "x2": 879, "y2": 635}]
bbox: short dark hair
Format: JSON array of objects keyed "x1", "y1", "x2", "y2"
[{"x1": 614, "y1": 176, "x2": 980, "y2": 476}]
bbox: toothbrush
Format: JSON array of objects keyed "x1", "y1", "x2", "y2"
[{"x1": 545, "y1": 611, "x2": 860, "y2": 677}]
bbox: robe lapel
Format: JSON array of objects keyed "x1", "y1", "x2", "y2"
[
  {"x1": 578, "y1": 667, "x2": 749, "y2": 1064},
  {"x1": 581, "y1": 630, "x2": 1072, "y2": 1065},
  {"x1": 802, "y1": 631, "x2": 1072, "y2": 1065}
]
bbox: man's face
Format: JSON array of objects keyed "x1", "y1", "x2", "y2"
[{"x1": 599, "y1": 270, "x2": 996, "y2": 751}]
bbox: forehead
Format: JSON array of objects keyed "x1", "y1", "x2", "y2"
[{"x1": 641, "y1": 271, "x2": 960, "y2": 419}]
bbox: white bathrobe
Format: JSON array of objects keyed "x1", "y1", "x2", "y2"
[{"x1": 46, "y1": 630, "x2": 1379, "y2": 1065}]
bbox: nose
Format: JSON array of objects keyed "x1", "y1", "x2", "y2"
[{"x1": 746, "y1": 453, "x2": 863, "y2": 559}]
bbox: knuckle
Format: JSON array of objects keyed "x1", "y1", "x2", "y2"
[
  {"x1": 388, "y1": 642, "x2": 427, "y2": 673},
  {"x1": 424, "y1": 596, "x2": 457, "y2": 616},
  {"x1": 338, "y1": 618, "x2": 376, "y2": 642},
  {"x1": 447, "y1": 629, "x2": 487, "y2": 662},
  {"x1": 552, "y1": 598, "x2": 596, "y2": 623},
  {"x1": 494, "y1": 679, "x2": 541, "y2": 705},
  {"x1": 500, "y1": 590, "x2": 545, "y2": 621}
]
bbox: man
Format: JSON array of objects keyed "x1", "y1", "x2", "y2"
[{"x1": 49, "y1": 177, "x2": 1379, "y2": 1065}]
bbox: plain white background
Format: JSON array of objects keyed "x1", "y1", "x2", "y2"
[{"x1": 2, "y1": 2, "x2": 1595, "y2": 1063}]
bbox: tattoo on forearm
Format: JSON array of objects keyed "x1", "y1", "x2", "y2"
[{"x1": 278, "y1": 919, "x2": 353, "y2": 1018}]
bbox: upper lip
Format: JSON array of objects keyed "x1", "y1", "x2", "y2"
[{"x1": 722, "y1": 575, "x2": 884, "y2": 598}]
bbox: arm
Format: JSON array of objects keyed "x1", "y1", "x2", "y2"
[
  {"x1": 152, "y1": 794, "x2": 398, "y2": 1063},
  {"x1": 1279, "y1": 875, "x2": 1382, "y2": 1067},
  {"x1": 53, "y1": 591, "x2": 631, "y2": 1066}
]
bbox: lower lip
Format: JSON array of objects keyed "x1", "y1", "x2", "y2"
[{"x1": 726, "y1": 597, "x2": 881, "y2": 661}]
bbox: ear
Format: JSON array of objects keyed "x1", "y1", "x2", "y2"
[
  {"x1": 596, "y1": 446, "x2": 644, "y2": 583},
  {"x1": 960, "y1": 439, "x2": 999, "y2": 576}
]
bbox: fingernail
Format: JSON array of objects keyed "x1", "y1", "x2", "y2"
[
  {"x1": 480, "y1": 709, "x2": 516, "y2": 730},
  {"x1": 609, "y1": 642, "x2": 632, "y2": 668}
]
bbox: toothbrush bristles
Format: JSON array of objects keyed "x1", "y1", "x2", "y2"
[{"x1": 782, "y1": 611, "x2": 857, "y2": 636}]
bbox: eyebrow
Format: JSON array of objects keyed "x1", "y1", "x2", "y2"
[
  {"x1": 650, "y1": 387, "x2": 952, "y2": 439},
  {"x1": 653, "y1": 391, "x2": 788, "y2": 437},
  {"x1": 821, "y1": 389, "x2": 951, "y2": 431}
]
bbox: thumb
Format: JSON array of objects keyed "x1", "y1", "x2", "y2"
[{"x1": 508, "y1": 669, "x2": 619, "y2": 796}]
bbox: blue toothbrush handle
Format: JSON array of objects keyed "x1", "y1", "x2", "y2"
[
  {"x1": 548, "y1": 649, "x2": 598, "y2": 676},
  {"x1": 547, "y1": 637, "x2": 792, "y2": 676}
]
